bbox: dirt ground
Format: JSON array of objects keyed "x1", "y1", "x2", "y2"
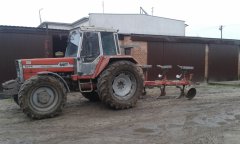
[{"x1": 1, "y1": 84, "x2": 240, "y2": 144}]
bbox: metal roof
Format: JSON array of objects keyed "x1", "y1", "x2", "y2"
[
  {"x1": 38, "y1": 17, "x2": 89, "y2": 29},
  {"x1": 130, "y1": 34, "x2": 240, "y2": 45},
  {"x1": 71, "y1": 17, "x2": 89, "y2": 26},
  {"x1": 0, "y1": 25, "x2": 69, "y2": 35},
  {"x1": 38, "y1": 22, "x2": 71, "y2": 28}
]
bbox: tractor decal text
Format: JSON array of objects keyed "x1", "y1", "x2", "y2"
[{"x1": 22, "y1": 62, "x2": 73, "y2": 69}]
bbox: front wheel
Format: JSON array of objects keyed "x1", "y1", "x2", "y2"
[
  {"x1": 97, "y1": 61, "x2": 144, "y2": 109},
  {"x1": 18, "y1": 76, "x2": 67, "y2": 119}
]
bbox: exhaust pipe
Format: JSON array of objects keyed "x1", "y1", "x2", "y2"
[{"x1": 185, "y1": 86, "x2": 196, "y2": 100}]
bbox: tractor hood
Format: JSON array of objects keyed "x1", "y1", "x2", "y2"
[
  {"x1": 21, "y1": 57, "x2": 75, "y2": 66},
  {"x1": 19, "y1": 57, "x2": 75, "y2": 80}
]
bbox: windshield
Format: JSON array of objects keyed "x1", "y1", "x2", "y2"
[{"x1": 65, "y1": 31, "x2": 81, "y2": 57}]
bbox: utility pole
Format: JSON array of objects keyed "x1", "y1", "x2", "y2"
[
  {"x1": 39, "y1": 8, "x2": 43, "y2": 24},
  {"x1": 151, "y1": 7, "x2": 154, "y2": 16},
  {"x1": 219, "y1": 25, "x2": 223, "y2": 39}
]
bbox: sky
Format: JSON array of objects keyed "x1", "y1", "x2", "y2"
[{"x1": 1, "y1": 0, "x2": 240, "y2": 39}]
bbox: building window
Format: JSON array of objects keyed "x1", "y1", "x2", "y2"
[{"x1": 124, "y1": 48, "x2": 132, "y2": 55}]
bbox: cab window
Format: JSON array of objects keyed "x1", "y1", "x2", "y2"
[{"x1": 101, "y1": 32, "x2": 117, "y2": 55}]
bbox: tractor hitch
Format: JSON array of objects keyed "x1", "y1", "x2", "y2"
[{"x1": 2, "y1": 79, "x2": 20, "y2": 96}]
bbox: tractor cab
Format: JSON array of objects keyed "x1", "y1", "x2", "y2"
[{"x1": 65, "y1": 27, "x2": 121, "y2": 75}]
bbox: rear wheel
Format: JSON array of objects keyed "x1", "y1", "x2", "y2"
[
  {"x1": 81, "y1": 91, "x2": 100, "y2": 102},
  {"x1": 18, "y1": 76, "x2": 67, "y2": 119},
  {"x1": 97, "y1": 60, "x2": 144, "y2": 109}
]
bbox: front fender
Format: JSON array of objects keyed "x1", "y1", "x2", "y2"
[{"x1": 37, "y1": 71, "x2": 70, "y2": 92}]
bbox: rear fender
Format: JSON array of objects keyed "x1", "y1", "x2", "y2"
[
  {"x1": 93, "y1": 56, "x2": 139, "y2": 78},
  {"x1": 37, "y1": 72, "x2": 70, "y2": 92}
]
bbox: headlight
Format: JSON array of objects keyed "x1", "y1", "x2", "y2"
[
  {"x1": 16, "y1": 61, "x2": 20, "y2": 77},
  {"x1": 16, "y1": 60, "x2": 23, "y2": 82}
]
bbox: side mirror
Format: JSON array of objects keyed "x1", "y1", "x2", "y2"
[{"x1": 55, "y1": 51, "x2": 64, "y2": 57}]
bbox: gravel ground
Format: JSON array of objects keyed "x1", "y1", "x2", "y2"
[{"x1": 0, "y1": 84, "x2": 240, "y2": 144}]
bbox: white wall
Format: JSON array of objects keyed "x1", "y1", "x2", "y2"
[
  {"x1": 72, "y1": 21, "x2": 89, "y2": 28},
  {"x1": 40, "y1": 14, "x2": 186, "y2": 36},
  {"x1": 88, "y1": 13, "x2": 185, "y2": 36},
  {"x1": 41, "y1": 24, "x2": 72, "y2": 30}
]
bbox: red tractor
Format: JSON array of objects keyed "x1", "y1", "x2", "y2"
[{"x1": 2, "y1": 27, "x2": 144, "y2": 119}]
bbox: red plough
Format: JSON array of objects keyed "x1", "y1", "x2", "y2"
[{"x1": 141, "y1": 65, "x2": 197, "y2": 100}]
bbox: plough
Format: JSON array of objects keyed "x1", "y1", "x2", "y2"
[{"x1": 141, "y1": 65, "x2": 197, "y2": 100}]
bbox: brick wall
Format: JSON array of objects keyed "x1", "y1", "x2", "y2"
[{"x1": 119, "y1": 36, "x2": 147, "y2": 64}]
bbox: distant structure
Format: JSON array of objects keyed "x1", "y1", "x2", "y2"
[
  {"x1": 140, "y1": 7, "x2": 148, "y2": 15},
  {"x1": 38, "y1": 13, "x2": 186, "y2": 36},
  {"x1": 219, "y1": 25, "x2": 223, "y2": 39}
]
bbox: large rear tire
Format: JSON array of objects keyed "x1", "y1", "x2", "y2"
[
  {"x1": 97, "y1": 60, "x2": 144, "y2": 109},
  {"x1": 18, "y1": 75, "x2": 67, "y2": 119},
  {"x1": 81, "y1": 91, "x2": 100, "y2": 102}
]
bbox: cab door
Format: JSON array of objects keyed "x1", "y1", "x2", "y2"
[{"x1": 77, "y1": 31, "x2": 101, "y2": 75}]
